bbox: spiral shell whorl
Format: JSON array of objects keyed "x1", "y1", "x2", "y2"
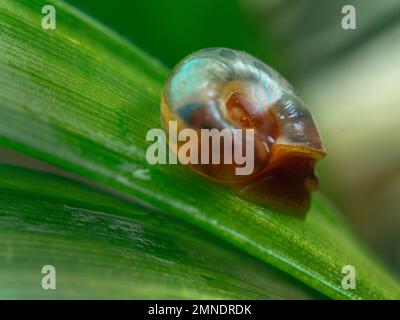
[
  {"x1": 161, "y1": 48, "x2": 325, "y2": 215},
  {"x1": 163, "y1": 47, "x2": 323, "y2": 158}
]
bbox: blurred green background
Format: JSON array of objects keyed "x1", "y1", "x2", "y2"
[{"x1": 65, "y1": 0, "x2": 400, "y2": 275}]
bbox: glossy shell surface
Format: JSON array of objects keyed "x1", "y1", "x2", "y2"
[{"x1": 161, "y1": 48, "x2": 326, "y2": 215}]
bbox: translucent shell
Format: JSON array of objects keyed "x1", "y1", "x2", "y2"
[{"x1": 161, "y1": 48, "x2": 326, "y2": 215}]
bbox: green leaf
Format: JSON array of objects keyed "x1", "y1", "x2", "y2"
[
  {"x1": 0, "y1": 164, "x2": 318, "y2": 299},
  {"x1": 0, "y1": 0, "x2": 399, "y2": 299}
]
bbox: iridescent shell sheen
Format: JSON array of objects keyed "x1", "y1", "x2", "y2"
[{"x1": 161, "y1": 48, "x2": 326, "y2": 215}]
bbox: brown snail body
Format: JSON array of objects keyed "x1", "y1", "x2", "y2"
[{"x1": 161, "y1": 48, "x2": 326, "y2": 215}]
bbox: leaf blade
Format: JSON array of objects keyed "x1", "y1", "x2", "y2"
[
  {"x1": 1, "y1": 0, "x2": 399, "y2": 299},
  {"x1": 0, "y1": 164, "x2": 319, "y2": 299}
]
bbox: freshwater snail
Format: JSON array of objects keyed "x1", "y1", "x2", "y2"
[{"x1": 161, "y1": 48, "x2": 326, "y2": 215}]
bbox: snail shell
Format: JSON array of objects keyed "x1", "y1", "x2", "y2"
[{"x1": 161, "y1": 48, "x2": 326, "y2": 215}]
